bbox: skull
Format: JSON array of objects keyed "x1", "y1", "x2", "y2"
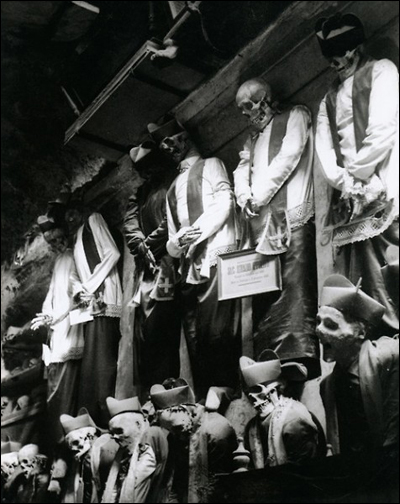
[
  {"x1": 18, "y1": 444, "x2": 40, "y2": 478},
  {"x1": 159, "y1": 132, "x2": 189, "y2": 164},
  {"x1": 109, "y1": 412, "x2": 148, "y2": 450},
  {"x1": 248, "y1": 381, "x2": 280, "y2": 419},
  {"x1": 326, "y1": 48, "x2": 360, "y2": 82},
  {"x1": 65, "y1": 427, "x2": 97, "y2": 460},
  {"x1": 43, "y1": 228, "x2": 68, "y2": 253},
  {"x1": 1, "y1": 452, "x2": 19, "y2": 479},
  {"x1": 236, "y1": 78, "x2": 274, "y2": 129}
]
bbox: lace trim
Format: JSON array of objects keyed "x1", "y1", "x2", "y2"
[
  {"x1": 94, "y1": 304, "x2": 122, "y2": 318},
  {"x1": 209, "y1": 244, "x2": 238, "y2": 267},
  {"x1": 288, "y1": 201, "x2": 314, "y2": 230},
  {"x1": 332, "y1": 204, "x2": 398, "y2": 247}
]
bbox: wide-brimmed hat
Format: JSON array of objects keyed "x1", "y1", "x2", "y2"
[
  {"x1": 320, "y1": 274, "x2": 385, "y2": 324},
  {"x1": 147, "y1": 116, "x2": 185, "y2": 145},
  {"x1": 129, "y1": 139, "x2": 156, "y2": 165},
  {"x1": 150, "y1": 378, "x2": 195, "y2": 410},
  {"x1": 315, "y1": 13, "x2": 365, "y2": 58},
  {"x1": 106, "y1": 396, "x2": 143, "y2": 419},
  {"x1": 239, "y1": 350, "x2": 308, "y2": 388}
]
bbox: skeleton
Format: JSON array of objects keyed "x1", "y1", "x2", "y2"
[
  {"x1": 326, "y1": 47, "x2": 360, "y2": 82},
  {"x1": 65, "y1": 426, "x2": 97, "y2": 460},
  {"x1": 159, "y1": 131, "x2": 189, "y2": 165},
  {"x1": 236, "y1": 78, "x2": 274, "y2": 129},
  {"x1": 18, "y1": 444, "x2": 48, "y2": 478},
  {"x1": 248, "y1": 381, "x2": 281, "y2": 419},
  {"x1": 1, "y1": 452, "x2": 19, "y2": 479}
]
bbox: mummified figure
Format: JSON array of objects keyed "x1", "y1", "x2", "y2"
[
  {"x1": 240, "y1": 353, "x2": 326, "y2": 468},
  {"x1": 48, "y1": 408, "x2": 118, "y2": 503},
  {"x1": 234, "y1": 78, "x2": 320, "y2": 378},
  {"x1": 4, "y1": 444, "x2": 50, "y2": 503}
]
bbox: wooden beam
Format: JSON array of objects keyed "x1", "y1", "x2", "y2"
[{"x1": 64, "y1": 39, "x2": 162, "y2": 144}]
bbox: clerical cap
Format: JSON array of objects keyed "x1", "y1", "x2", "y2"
[
  {"x1": 60, "y1": 408, "x2": 97, "y2": 435},
  {"x1": 106, "y1": 396, "x2": 143, "y2": 419},
  {"x1": 240, "y1": 350, "x2": 308, "y2": 388},
  {"x1": 320, "y1": 274, "x2": 385, "y2": 324},
  {"x1": 147, "y1": 116, "x2": 185, "y2": 145},
  {"x1": 150, "y1": 379, "x2": 195, "y2": 410}
]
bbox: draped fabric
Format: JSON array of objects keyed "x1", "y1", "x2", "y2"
[
  {"x1": 253, "y1": 221, "x2": 320, "y2": 379},
  {"x1": 124, "y1": 172, "x2": 180, "y2": 397},
  {"x1": 316, "y1": 57, "x2": 399, "y2": 335},
  {"x1": 321, "y1": 337, "x2": 399, "y2": 455},
  {"x1": 246, "y1": 399, "x2": 324, "y2": 469},
  {"x1": 234, "y1": 106, "x2": 319, "y2": 376},
  {"x1": 77, "y1": 317, "x2": 120, "y2": 428}
]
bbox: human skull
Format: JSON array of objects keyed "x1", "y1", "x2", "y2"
[
  {"x1": 1, "y1": 452, "x2": 19, "y2": 479},
  {"x1": 248, "y1": 381, "x2": 280, "y2": 419},
  {"x1": 65, "y1": 426, "x2": 97, "y2": 460},
  {"x1": 326, "y1": 48, "x2": 360, "y2": 81},
  {"x1": 109, "y1": 412, "x2": 148, "y2": 450},
  {"x1": 159, "y1": 132, "x2": 189, "y2": 164},
  {"x1": 18, "y1": 444, "x2": 40, "y2": 478},
  {"x1": 43, "y1": 228, "x2": 68, "y2": 254},
  {"x1": 236, "y1": 78, "x2": 274, "y2": 129}
]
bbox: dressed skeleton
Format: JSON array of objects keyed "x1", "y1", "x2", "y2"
[
  {"x1": 18, "y1": 444, "x2": 48, "y2": 478},
  {"x1": 65, "y1": 426, "x2": 97, "y2": 461},
  {"x1": 236, "y1": 79, "x2": 274, "y2": 129}
]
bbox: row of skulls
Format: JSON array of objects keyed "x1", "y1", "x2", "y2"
[{"x1": 1, "y1": 443, "x2": 48, "y2": 480}]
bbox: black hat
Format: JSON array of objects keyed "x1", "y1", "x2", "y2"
[
  {"x1": 147, "y1": 116, "x2": 185, "y2": 145},
  {"x1": 315, "y1": 13, "x2": 365, "y2": 58}
]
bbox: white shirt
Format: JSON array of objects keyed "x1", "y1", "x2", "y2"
[
  {"x1": 74, "y1": 213, "x2": 123, "y2": 317},
  {"x1": 166, "y1": 150, "x2": 237, "y2": 281},
  {"x1": 42, "y1": 249, "x2": 84, "y2": 364},
  {"x1": 234, "y1": 105, "x2": 314, "y2": 225}
]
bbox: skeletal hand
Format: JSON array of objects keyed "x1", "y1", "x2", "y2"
[
  {"x1": 31, "y1": 313, "x2": 53, "y2": 331},
  {"x1": 243, "y1": 199, "x2": 259, "y2": 219},
  {"x1": 138, "y1": 241, "x2": 157, "y2": 274},
  {"x1": 178, "y1": 225, "x2": 202, "y2": 246}
]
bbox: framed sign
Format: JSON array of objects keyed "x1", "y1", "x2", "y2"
[{"x1": 218, "y1": 249, "x2": 282, "y2": 301}]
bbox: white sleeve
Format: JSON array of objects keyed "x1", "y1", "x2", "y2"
[
  {"x1": 347, "y1": 59, "x2": 399, "y2": 181},
  {"x1": 81, "y1": 213, "x2": 120, "y2": 294},
  {"x1": 191, "y1": 158, "x2": 234, "y2": 245},
  {"x1": 233, "y1": 136, "x2": 253, "y2": 208},
  {"x1": 252, "y1": 106, "x2": 312, "y2": 206},
  {"x1": 315, "y1": 96, "x2": 346, "y2": 190}
]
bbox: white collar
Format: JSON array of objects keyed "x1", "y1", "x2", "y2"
[{"x1": 177, "y1": 148, "x2": 201, "y2": 173}]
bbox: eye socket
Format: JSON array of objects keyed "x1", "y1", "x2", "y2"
[{"x1": 325, "y1": 319, "x2": 339, "y2": 330}]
